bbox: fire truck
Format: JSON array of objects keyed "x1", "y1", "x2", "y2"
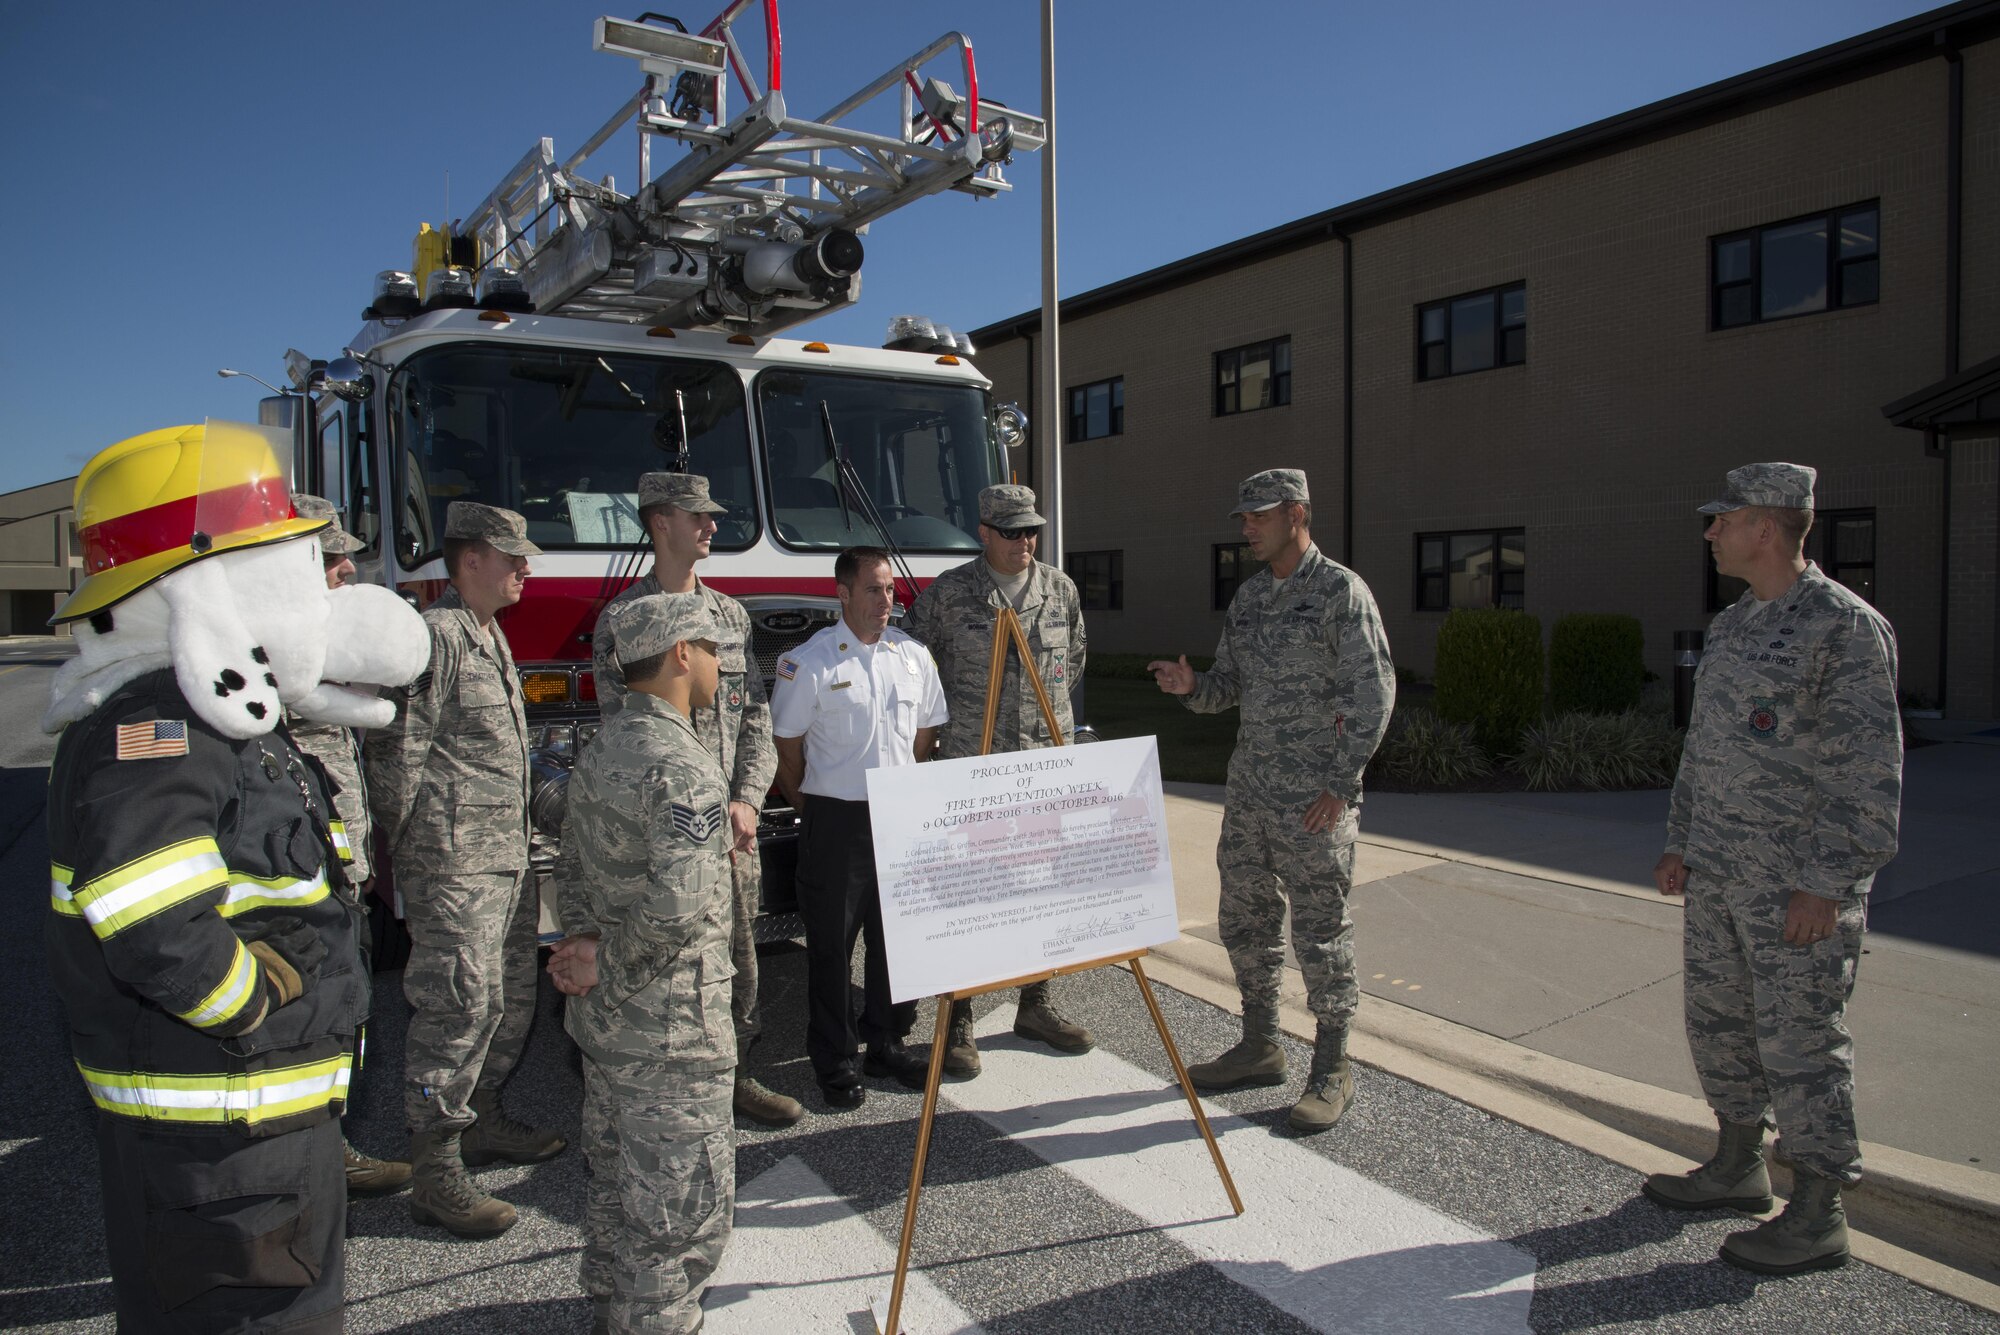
[{"x1": 256, "y1": 5, "x2": 1048, "y2": 938}]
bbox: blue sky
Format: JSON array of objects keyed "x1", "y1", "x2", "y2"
[{"x1": 0, "y1": 0, "x2": 1941, "y2": 497}]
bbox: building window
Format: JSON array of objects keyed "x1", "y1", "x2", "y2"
[
  {"x1": 1415, "y1": 529, "x2": 1525, "y2": 610},
  {"x1": 1417, "y1": 283, "x2": 1526, "y2": 380},
  {"x1": 1705, "y1": 508, "x2": 1875, "y2": 611},
  {"x1": 1819, "y1": 509, "x2": 1876, "y2": 602},
  {"x1": 1067, "y1": 377, "x2": 1123, "y2": 442},
  {"x1": 1065, "y1": 549, "x2": 1123, "y2": 611},
  {"x1": 1212, "y1": 542, "x2": 1267, "y2": 609},
  {"x1": 1712, "y1": 202, "x2": 1879, "y2": 329},
  {"x1": 1214, "y1": 337, "x2": 1291, "y2": 416}
]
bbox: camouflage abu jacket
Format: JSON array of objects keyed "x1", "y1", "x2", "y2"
[
  {"x1": 1667, "y1": 562, "x2": 1902, "y2": 898},
  {"x1": 1185, "y1": 543, "x2": 1395, "y2": 825},
  {"x1": 905, "y1": 556, "x2": 1085, "y2": 759},
  {"x1": 363, "y1": 585, "x2": 530, "y2": 874},
  {"x1": 558, "y1": 691, "x2": 735, "y2": 1070},
  {"x1": 288, "y1": 714, "x2": 372, "y2": 881},
  {"x1": 592, "y1": 571, "x2": 777, "y2": 808}
]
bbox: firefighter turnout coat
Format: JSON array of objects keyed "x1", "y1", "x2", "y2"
[{"x1": 46, "y1": 668, "x2": 366, "y2": 1136}]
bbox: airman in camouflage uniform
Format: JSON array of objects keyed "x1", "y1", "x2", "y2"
[
  {"x1": 585, "y1": 471, "x2": 795, "y2": 1128},
  {"x1": 1645, "y1": 463, "x2": 1902, "y2": 1277},
  {"x1": 1150, "y1": 470, "x2": 1394, "y2": 1133},
  {"x1": 287, "y1": 493, "x2": 411, "y2": 1198},
  {"x1": 905, "y1": 484, "x2": 1096, "y2": 1075},
  {"x1": 365, "y1": 501, "x2": 564, "y2": 1238},
  {"x1": 551, "y1": 592, "x2": 736, "y2": 1335}
]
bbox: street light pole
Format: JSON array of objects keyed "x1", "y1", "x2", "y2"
[{"x1": 1036, "y1": 0, "x2": 1062, "y2": 566}]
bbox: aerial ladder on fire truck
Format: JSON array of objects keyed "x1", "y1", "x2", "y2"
[{"x1": 369, "y1": 2, "x2": 1046, "y2": 339}]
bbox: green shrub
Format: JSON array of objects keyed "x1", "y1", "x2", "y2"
[
  {"x1": 1369, "y1": 706, "x2": 1493, "y2": 788},
  {"x1": 1511, "y1": 712, "x2": 1684, "y2": 790},
  {"x1": 1549, "y1": 613, "x2": 1645, "y2": 715},
  {"x1": 1433, "y1": 608, "x2": 1544, "y2": 753}
]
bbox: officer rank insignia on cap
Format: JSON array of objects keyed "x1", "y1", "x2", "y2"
[
  {"x1": 116, "y1": 719, "x2": 188, "y2": 760},
  {"x1": 776, "y1": 657, "x2": 798, "y2": 681},
  {"x1": 669, "y1": 800, "x2": 726, "y2": 842}
]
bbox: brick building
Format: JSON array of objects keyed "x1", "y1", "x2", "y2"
[{"x1": 971, "y1": 0, "x2": 2000, "y2": 718}]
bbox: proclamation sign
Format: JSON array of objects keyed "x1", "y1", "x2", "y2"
[{"x1": 865, "y1": 736, "x2": 1179, "y2": 1002}]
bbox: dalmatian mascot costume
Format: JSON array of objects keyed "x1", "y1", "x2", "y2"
[{"x1": 43, "y1": 421, "x2": 429, "y2": 1334}]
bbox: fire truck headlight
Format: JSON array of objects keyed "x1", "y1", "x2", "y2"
[
  {"x1": 980, "y1": 116, "x2": 1014, "y2": 164},
  {"x1": 528, "y1": 759, "x2": 570, "y2": 838},
  {"x1": 994, "y1": 402, "x2": 1029, "y2": 449}
]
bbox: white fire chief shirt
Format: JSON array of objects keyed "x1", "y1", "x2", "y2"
[{"x1": 770, "y1": 617, "x2": 948, "y2": 800}]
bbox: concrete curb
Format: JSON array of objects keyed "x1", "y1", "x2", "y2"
[{"x1": 1142, "y1": 932, "x2": 2000, "y2": 1315}]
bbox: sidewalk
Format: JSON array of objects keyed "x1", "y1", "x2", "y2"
[{"x1": 1145, "y1": 736, "x2": 2000, "y2": 1296}]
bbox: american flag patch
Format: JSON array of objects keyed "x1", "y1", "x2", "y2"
[
  {"x1": 669, "y1": 800, "x2": 726, "y2": 842},
  {"x1": 776, "y1": 657, "x2": 798, "y2": 681},
  {"x1": 116, "y1": 719, "x2": 189, "y2": 760}
]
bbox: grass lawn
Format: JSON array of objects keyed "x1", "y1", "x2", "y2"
[{"x1": 1080, "y1": 676, "x2": 1237, "y2": 784}]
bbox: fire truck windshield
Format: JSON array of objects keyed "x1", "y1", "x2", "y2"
[
  {"x1": 756, "y1": 369, "x2": 997, "y2": 552},
  {"x1": 391, "y1": 343, "x2": 757, "y2": 565}
]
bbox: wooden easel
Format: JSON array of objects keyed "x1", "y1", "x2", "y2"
[{"x1": 875, "y1": 605, "x2": 1242, "y2": 1335}]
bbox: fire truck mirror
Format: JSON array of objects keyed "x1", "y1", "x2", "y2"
[{"x1": 319, "y1": 358, "x2": 373, "y2": 403}]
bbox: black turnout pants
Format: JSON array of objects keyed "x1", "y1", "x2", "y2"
[
  {"x1": 797, "y1": 794, "x2": 916, "y2": 1076},
  {"x1": 95, "y1": 1114, "x2": 345, "y2": 1334}
]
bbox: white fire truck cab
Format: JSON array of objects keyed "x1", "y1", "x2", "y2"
[{"x1": 272, "y1": 5, "x2": 1046, "y2": 937}]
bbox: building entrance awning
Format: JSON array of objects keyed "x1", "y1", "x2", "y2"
[{"x1": 1883, "y1": 352, "x2": 2000, "y2": 443}]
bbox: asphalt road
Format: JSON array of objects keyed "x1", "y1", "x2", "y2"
[{"x1": 1, "y1": 652, "x2": 1995, "y2": 1333}]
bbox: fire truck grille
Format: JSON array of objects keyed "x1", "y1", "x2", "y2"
[{"x1": 748, "y1": 609, "x2": 839, "y2": 693}]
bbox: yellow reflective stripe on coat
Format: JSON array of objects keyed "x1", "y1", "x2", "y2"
[
  {"x1": 76, "y1": 1054, "x2": 353, "y2": 1125},
  {"x1": 177, "y1": 938, "x2": 262, "y2": 1030},
  {"x1": 50, "y1": 863, "x2": 81, "y2": 918},
  {"x1": 216, "y1": 865, "x2": 330, "y2": 917},
  {"x1": 328, "y1": 820, "x2": 353, "y2": 863},
  {"x1": 72, "y1": 838, "x2": 229, "y2": 939}
]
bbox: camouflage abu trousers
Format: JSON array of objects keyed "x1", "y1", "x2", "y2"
[
  {"x1": 731, "y1": 850, "x2": 759, "y2": 1048},
  {"x1": 1216, "y1": 797, "x2": 1358, "y2": 1028},
  {"x1": 1683, "y1": 872, "x2": 1865, "y2": 1183},
  {"x1": 400, "y1": 868, "x2": 539, "y2": 1133},
  {"x1": 581, "y1": 1060, "x2": 735, "y2": 1334}
]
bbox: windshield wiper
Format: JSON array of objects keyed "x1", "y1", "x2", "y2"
[{"x1": 818, "y1": 399, "x2": 922, "y2": 612}]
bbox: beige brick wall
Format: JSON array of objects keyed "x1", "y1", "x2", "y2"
[{"x1": 975, "y1": 37, "x2": 1997, "y2": 712}]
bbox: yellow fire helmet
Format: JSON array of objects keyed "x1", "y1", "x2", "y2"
[{"x1": 52, "y1": 420, "x2": 331, "y2": 624}]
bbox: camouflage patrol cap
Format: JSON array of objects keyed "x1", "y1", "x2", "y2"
[
  {"x1": 445, "y1": 501, "x2": 542, "y2": 556},
  {"x1": 610, "y1": 591, "x2": 722, "y2": 666},
  {"x1": 978, "y1": 484, "x2": 1046, "y2": 529},
  {"x1": 291, "y1": 493, "x2": 362, "y2": 554},
  {"x1": 1231, "y1": 468, "x2": 1310, "y2": 516},
  {"x1": 638, "y1": 472, "x2": 728, "y2": 514},
  {"x1": 1697, "y1": 462, "x2": 1817, "y2": 513}
]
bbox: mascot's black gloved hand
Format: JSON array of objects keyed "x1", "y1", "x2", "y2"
[{"x1": 239, "y1": 916, "x2": 328, "y2": 1008}]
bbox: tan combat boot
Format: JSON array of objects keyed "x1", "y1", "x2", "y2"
[
  {"x1": 343, "y1": 1137, "x2": 412, "y2": 1197},
  {"x1": 460, "y1": 1087, "x2": 567, "y2": 1166},
  {"x1": 1641, "y1": 1117, "x2": 1774, "y2": 1213},
  {"x1": 1013, "y1": 981, "x2": 1095, "y2": 1053},
  {"x1": 1287, "y1": 1025, "x2": 1355, "y2": 1133},
  {"x1": 943, "y1": 1000, "x2": 981, "y2": 1078},
  {"x1": 1720, "y1": 1171, "x2": 1850, "y2": 1275},
  {"x1": 1187, "y1": 1009, "x2": 1286, "y2": 1091},
  {"x1": 410, "y1": 1128, "x2": 518, "y2": 1238},
  {"x1": 734, "y1": 1040, "x2": 804, "y2": 1127}
]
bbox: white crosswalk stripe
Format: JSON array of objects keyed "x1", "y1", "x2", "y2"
[
  {"x1": 709, "y1": 1155, "x2": 984, "y2": 1334},
  {"x1": 946, "y1": 1008, "x2": 1536, "y2": 1332},
  {"x1": 719, "y1": 1006, "x2": 1536, "y2": 1332}
]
